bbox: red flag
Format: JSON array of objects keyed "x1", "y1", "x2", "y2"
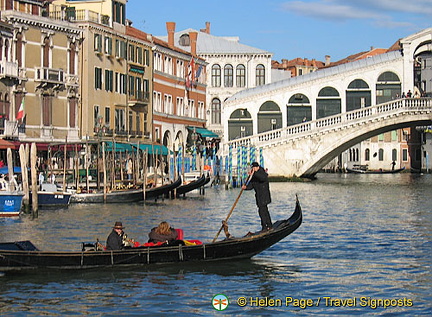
[
  {"x1": 186, "y1": 57, "x2": 195, "y2": 89},
  {"x1": 16, "y1": 100, "x2": 25, "y2": 121}
]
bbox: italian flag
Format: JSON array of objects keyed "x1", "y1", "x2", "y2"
[{"x1": 16, "y1": 100, "x2": 24, "y2": 121}]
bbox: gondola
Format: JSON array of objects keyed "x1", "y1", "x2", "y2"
[
  {"x1": 69, "y1": 177, "x2": 181, "y2": 203},
  {"x1": 346, "y1": 167, "x2": 406, "y2": 174},
  {"x1": 0, "y1": 196, "x2": 302, "y2": 271},
  {"x1": 175, "y1": 174, "x2": 207, "y2": 197}
]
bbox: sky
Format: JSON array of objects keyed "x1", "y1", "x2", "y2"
[{"x1": 126, "y1": 0, "x2": 432, "y2": 63}]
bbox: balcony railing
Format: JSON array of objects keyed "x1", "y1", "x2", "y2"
[
  {"x1": 0, "y1": 60, "x2": 19, "y2": 78},
  {"x1": 50, "y1": 8, "x2": 111, "y2": 26},
  {"x1": 35, "y1": 67, "x2": 64, "y2": 85}
]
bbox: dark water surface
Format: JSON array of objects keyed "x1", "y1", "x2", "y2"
[{"x1": 0, "y1": 173, "x2": 431, "y2": 316}]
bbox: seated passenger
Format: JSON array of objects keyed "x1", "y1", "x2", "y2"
[{"x1": 148, "y1": 221, "x2": 178, "y2": 244}]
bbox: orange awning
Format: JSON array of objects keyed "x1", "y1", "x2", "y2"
[{"x1": 0, "y1": 139, "x2": 15, "y2": 150}]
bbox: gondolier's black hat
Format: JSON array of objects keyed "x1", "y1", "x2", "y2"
[
  {"x1": 251, "y1": 162, "x2": 260, "y2": 167},
  {"x1": 113, "y1": 221, "x2": 125, "y2": 229}
]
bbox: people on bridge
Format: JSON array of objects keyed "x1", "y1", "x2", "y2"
[{"x1": 242, "y1": 162, "x2": 273, "y2": 232}]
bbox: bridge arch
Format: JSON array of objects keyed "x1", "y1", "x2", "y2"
[
  {"x1": 376, "y1": 71, "x2": 401, "y2": 103},
  {"x1": 287, "y1": 93, "x2": 312, "y2": 126},
  {"x1": 346, "y1": 79, "x2": 371, "y2": 111},
  {"x1": 317, "y1": 86, "x2": 341, "y2": 119},
  {"x1": 258, "y1": 101, "x2": 282, "y2": 133},
  {"x1": 228, "y1": 108, "x2": 252, "y2": 140}
]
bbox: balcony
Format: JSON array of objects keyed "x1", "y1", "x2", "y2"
[
  {"x1": 35, "y1": 67, "x2": 65, "y2": 88},
  {"x1": 129, "y1": 91, "x2": 150, "y2": 112},
  {"x1": 0, "y1": 60, "x2": 19, "y2": 79},
  {"x1": 50, "y1": 8, "x2": 111, "y2": 26}
]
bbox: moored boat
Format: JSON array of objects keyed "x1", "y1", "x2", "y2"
[
  {"x1": 175, "y1": 174, "x2": 207, "y2": 197},
  {"x1": 69, "y1": 177, "x2": 182, "y2": 203},
  {"x1": 346, "y1": 167, "x2": 406, "y2": 174},
  {"x1": 0, "y1": 196, "x2": 302, "y2": 271},
  {"x1": 0, "y1": 191, "x2": 24, "y2": 217}
]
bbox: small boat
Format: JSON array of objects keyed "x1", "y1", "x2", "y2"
[
  {"x1": 346, "y1": 167, "x2": 406, "y2": 174},
  {"x1": 70, "y1": 177, "x2": 182, "y2": 203},
  {"x1": 30, "y1": 183, "x2": 72, "y2": 207},
  {"x1": 0, "y1": 196, "x2": 302, "y2": 271},
  {"x1": 0, "y1": 191, "x2": 24, "y2": 217},
  {"x1": 175, "y1": 174, "x2": 207, "y2": 197}
]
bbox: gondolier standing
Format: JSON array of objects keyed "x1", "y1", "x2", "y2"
[{"x1": 242, "y1": 162, "x2": 273, "y2": 231}]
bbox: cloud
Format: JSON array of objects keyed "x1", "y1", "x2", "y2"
[{"x1": 280, "y1": 0, "x2": 383, "y2": 21}]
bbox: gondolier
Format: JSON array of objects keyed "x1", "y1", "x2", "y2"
[{"x1": 242, "y1": 162, "x2": 273, "y2": 232}]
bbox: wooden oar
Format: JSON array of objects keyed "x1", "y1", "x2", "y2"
[{"x1": 212, "y1": 171, "x2": 254, "y2": 243}]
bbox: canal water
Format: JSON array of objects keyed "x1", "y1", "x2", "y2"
[{"x1": 0, "y1": 173, "x2": 431, "y2": 316}]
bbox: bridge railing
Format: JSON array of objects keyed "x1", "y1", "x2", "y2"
[{"x1": 228, "y1": 98, "x2": 432, "y2": 149}]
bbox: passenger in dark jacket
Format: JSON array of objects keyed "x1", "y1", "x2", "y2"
[
  {"x1": 106, "y1": 221, "x2": 126, "y2": 250},
  {"x1": 242, "y1": 162, "x2": 272, "y2": 231},
  {"x1": 148, "y1": 221, "x2": 178, "y2": 244}
]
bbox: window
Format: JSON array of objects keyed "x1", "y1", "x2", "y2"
[
  {"x1": 128, "y1": 44, "x2": 135, "y2": 62},
  {"x1": 177, "y1": 60, "x2": 184, "y2": 78},
  {"x1": 42, "y1": 95, "x2": 52, "y2": 126},
  {"x1": 94, "y1": 105, "x2": 100, "y2": 127},
  {"x1": 211, "y1": 98, "x2": 221, "y2": 125},
  {"x1": 402, "y1": 149, "x2": 408, "y2": 162},
  {"x1": 392, "y1": 149, "x2": 397, "y2": 161},
  {"x1": 211, "y1": 64, "x2": 221, "y2": 87},
  {"x1": 164, "y1": 56, "x2": 172, "y2": 74},
  {"x1": 236, "y1": 64, "x2": 246, "y2": 87},
  {"x1": 115, "y1": 108, "x2": 125, "y2": 132},
  {"x1": 104, "y1": 36, "x2": 112, "y2": 55},
  {"x1": 113, "y1": 1, "x2": 125, "y2": 24},
  {"x1": 256, "y1": 64, "x2": 265, "y2": 86},
  {"x1": 115, "y1": 39, "x2": 127, "y2": 59},
  {"x1": 94, "y1": 67, "x2": 102, "y2": 90},
  {"x1": 128, "y1": 75, "x2": 135, "y2": 96},
  {"x1": 365, "y1": 148, "x2": 370, "y2": 161},
  {"x1": 16, "y1": 33, "x2": 23, "y2": 67},
  {"x1": 136, "y1": 47, "x2": 143, "y2": 64},
  {"x1": 43, "y1": 37, "x2": 50, "y2": 67},
  {"x1": 69, "y1": 97, "x2": 76, "y2": 128},
  {"x1": 94, "y1": 34, "x2": 102, "y2": 53},
  {"x1": 379, "y1": 149, "x2": 384, "y2": 161},
  {"x1": 69, "y1": 42, "x2": 76, "y2": 75},
  {"x1": 224, "y1": 64, "x2": 233, "y2": 87},
  {"x1": 105, "y1": 107, "x2": 110, "y2": 126},
  {"x1": 105, "y1": 70, "x2": 113, "y2": 92},
  {"x1": 179, "y1": 34, "x2": 190, "y2": 46}
]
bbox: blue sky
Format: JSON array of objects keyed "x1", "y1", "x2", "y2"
[{"x1": 126, "y1": 0, "x2": 432, "y2": 63}]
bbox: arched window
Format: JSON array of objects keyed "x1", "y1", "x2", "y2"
[
  {"x1": 378, "y1": 149, "x2": 384, "y2": 161},
  {"x1": 258, "y1": 101, "x2": 282, "y2": 133},
  {"x1": 211, "y1": 64, "x2": 221, "y2": 87},
  {"x1": 224, "y1": 64, "x2": 233, "y2": 87},
  {"x1": 179, "y1": 34, "x2": 190, "y2": 46},
  {"x1": 69, "y1": 42, "x2": 76, "y2": 75},
  {"x1": 236, "y1": 64, "x2": 246, "y2": 87},
  {"x1": 16, "y1": 33, "x2": 23, "y2": 67},
  {"x1": 211, "y1": 98, "x2": 221, "y2": 125},
  {"x1": 0, "y1": 38, "x2": 3, "y2": 61},
  {"x1": 287, "y1": 93, "x2": 312, "y2": 126},
  {"x1": 392, "y1": 149, "x2": 397, "y2": 161},
  {"x1": 365, "y1": 148, "x2": 370, "y2": 161},
  {"x1": 43, "y1": 37, "x2": 50, "y2": 67},
  {"x1": 4, "y1": 39, "x2": 9, "y2": 61},
  {"x1": 256, "y1": 64, "x2": 265, "y2": 86},
  {"x1": 376, "y1": 71, "x2": 401, "y2": 104}
]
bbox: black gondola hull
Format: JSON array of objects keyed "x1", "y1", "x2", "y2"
[{"x1": 0, "y1": 197, "x2": 302, "y2": 271}]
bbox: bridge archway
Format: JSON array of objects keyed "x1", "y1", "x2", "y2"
[
  {"x1": 346, "y1": 79, "x2": 371, "y2": 111},
  {"x1": 287, "y1": 93, "x2": 311, "y2": 126},
  {"x1": 257, "y1": 101, "x2": 282, "y2": 133},
  {"x1": 228, "y1": 108, "x2": 252, "y2": 140},
  {"x1": 376, "y1": 71, "x2": 401, "y2": 103},
  {"x1": 317, "y1": 86, "x2": 341, "y2": 119}
]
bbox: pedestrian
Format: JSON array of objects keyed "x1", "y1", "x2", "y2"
[{"x1": 242, "y1": 162, "x2": 272, "y2": 231}]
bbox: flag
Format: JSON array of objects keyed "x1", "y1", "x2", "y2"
[
  {"x1": 186, "y1": 57, "x2": 195, "y2": 89},
  {"x1": 16, "y1": 100, "x2": 25, "y2": 121},
  {"x1": 195, "y1": 65, "x2": 202, "y2": 81}
]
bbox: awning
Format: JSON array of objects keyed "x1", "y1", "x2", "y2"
[
  {"x1": 187, "y1": 127, "x2": 219, "y2": 138},
  {"x1": 134, "y1": 144, "x2": 170, "y2": 155},
  {"x1": 0, "y1": 139, "x2": 15, "y2": 150},
  {"x1": 105, "y1": 142, "x2": 170, "y2": 155}
]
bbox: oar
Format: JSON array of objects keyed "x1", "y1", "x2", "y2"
[{"x1": 212, "y1": 170, "x2": 255, "y2": 243}]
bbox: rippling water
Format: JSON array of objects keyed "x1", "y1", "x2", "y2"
[{"x1": 1, "y1": 173, "x2": 431, "y2": 316}]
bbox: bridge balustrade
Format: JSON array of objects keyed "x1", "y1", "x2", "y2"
[{"x1": 228, "y1": 98, "x2": 432, "y2": 150}]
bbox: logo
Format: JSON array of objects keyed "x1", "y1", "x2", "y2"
[{"x1": 212, "y1": 294, "x2": 229, "y2": 311}]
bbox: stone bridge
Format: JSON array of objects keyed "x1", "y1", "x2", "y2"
[{"x1": 227, "y1": 98, "x2": 432, "y2": 178}]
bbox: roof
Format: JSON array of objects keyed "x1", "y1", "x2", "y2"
[
  {"x1": 157, "y1": 28, "x2": 272, "y2": 56},
  {"x1": 228, "y1": 50, "x2": 403, "y2": 102}
]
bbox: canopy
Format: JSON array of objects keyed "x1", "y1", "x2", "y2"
[
  {"x1": 0, "y1": 166, "x2": 22, "y2": 174},
  {"x1": 105, "y1": 142, "x2": 170, "y2": 155},
  {"x1": 187, "y1": 127, "x2": 219, "y2": 138},
  {"x1": 0, "y1": 139, "x2": 16, "y2": 150}
]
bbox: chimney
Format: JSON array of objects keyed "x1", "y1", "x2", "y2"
[
  {"x1": 200, "y1": 22, "x2": 211, "y2": 34},
  {"x1": 189, "y1": 31, "x2": 198, "y2": 56},
  {"x1": 166, "y1": 22, "x2": 176, "y2": 47},
  {"x1": 325, "y1": 55, "x2": 331, "y2": 66}
]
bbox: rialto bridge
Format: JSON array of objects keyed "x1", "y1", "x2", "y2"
[{"x1": 221, "y1": 28, "x2": 432, "y2": 178}]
